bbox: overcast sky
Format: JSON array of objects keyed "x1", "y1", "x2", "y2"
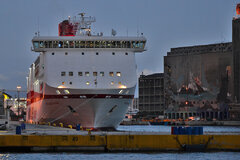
[{"x1": 0, "y1": 0, "x2": 238, "y2": 96}]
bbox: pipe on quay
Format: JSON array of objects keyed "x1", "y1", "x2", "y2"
[{"x1": 0, "y1": 135, "x2": 239, "y2": 152}]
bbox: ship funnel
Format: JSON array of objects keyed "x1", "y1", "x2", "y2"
[
  {"x1": 236, "y1": 3, "x2": 240, "y2": 15},
  {"x1": 58, "y1": 13, "x2": 96, "y2": 36}
]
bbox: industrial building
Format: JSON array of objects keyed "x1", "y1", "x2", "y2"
[
  {"x1": 164, "y1": 42, "x2": 233, "y2": 120},
  {"x1": 138, "y1": 73, "x2": 164, "y2": 117},
  {"x1": 163, "y1": 13, "x2": 240, "y2": 120},
  {"x1": 233, "y1": 17, "x2": 240, "y2": 102}
]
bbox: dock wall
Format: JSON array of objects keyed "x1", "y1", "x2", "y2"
[{"x1": 0, "y1": 135, "x2": 239, "y2": 152}]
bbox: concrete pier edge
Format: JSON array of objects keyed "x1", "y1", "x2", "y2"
[{"x1": 0, "y1": 134, "x2": 239, "y2": 152}]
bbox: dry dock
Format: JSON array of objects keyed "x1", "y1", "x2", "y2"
[{"x1": 1, "y1": 122, "x2": 240, "y2": 152}]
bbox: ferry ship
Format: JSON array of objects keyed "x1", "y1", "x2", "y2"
[{"x1": 26, "y1": 13, "x2": 146, "y2": 130}]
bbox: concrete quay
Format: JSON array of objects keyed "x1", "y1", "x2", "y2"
[{"x1": 0, "y1": 122, "x2": 240, "y2": 152}]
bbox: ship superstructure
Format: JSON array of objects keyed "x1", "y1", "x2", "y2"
[{"x1": 26, "y1": 13, "x2": 146, "y2": 130}]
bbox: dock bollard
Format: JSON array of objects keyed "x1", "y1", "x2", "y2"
[
  {"x1": 171, "y1": 126, "x2": 174, "y2": 134},
  {"x1": 16, "y1": 126, "x2": 21, "y2": 135},
  {"x1": 68, "y1": 125, "x2": 72, "y2": 129},
  {"x1": 48, "y1": 122, "x2": 51, "y2": 126},
  {"x1": 86, "y1": 129, "x2": 91, "y2": 135},
  {"x1": 53, "y1": 123, "x2": 56, "y2": 127},
  {"x1": 21, "y1": 123, "x2": 26, "y2": 130},
  {"x1": 76, "y1": 124, "x2": 81, "y2": 131},
  {"x1": 199, "y1": 127, "x2": 203, "y2": 135},
  {"x1": 59, "y1": 123, "x2": 63, "y2": 127}
]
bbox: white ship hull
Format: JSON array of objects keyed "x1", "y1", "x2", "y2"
[{"x1": 27, "y1": 84, "x2": 135, "y2": 130}]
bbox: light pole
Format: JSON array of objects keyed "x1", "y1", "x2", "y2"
[{"x1": 17, "y1": 86, "x2": 21, "y2": 120}]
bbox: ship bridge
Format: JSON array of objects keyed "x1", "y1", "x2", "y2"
[{"x1": 32, "y1": 36, "x2": 146, "y2": 53}]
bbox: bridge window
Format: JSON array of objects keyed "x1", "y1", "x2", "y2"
[
  {"x1": 111, "y1": 41, "x2": 116, "y2": 48},
  {"x1": 75, "y1": 41, "x2": 80, "y2": 48},
  {"x1": 80, "y1": 41, "x2": 85, "y2": 48},
  {"x1": 126, "y1": 41, "x2": 131, "y2": 48},
  {"x1": 33, "y1": 40, "x2": 145, "y2": 49},
  {"x1": 52, "y1": 41, "x2": 57, "y2": 48},
  {"x1": 69, "y1": 41, "x2": 74, "y2": 48},
  {"x1": 116, "y1": 41, "x2": 121, "y2": 48},
  {"x1": 44, "y1": 41, "x2": 49, "y2": 48},
  {"x1": 106, "y1": 41, "x2": 111, "y2": 48},
  {"x1": 49, "y1": 41, "x2": 53, "y2": 48},
  {"x1": 39, "y1": 41, "x2": 44, "y2": 48},
  {"x1": 86, "y1": 41, "x2": 94, "y2": 48},
  {"x1": 61, "y1": 72, "x2": 66, "y2": 76},
  {"x1": 63, "y1": 41, "x2": 69, "y2": 48},
  {"x1": 122, "y1": 41, "x2": 131, "y2": 48},
  {"x1": 93, "y1": 72, "x2": 97, "y2": 76},
  {"x1": 132, "y1": 41, "x2": 139, "y2": 48},
  {"x1": 78, "y1": 72, "x2": 83, "y2": 76},
  {"x1": 100, "y1": 41, "x2": 106, "y2": 48},
  {"x1": 58, "y1": 41, "x2": 63, "y2": 48},
  {"x1": 33, "y1": 41, "x2": 39, "y2": 48},
  {"x1": 95, "y1": 41, "x2": 100, "y2": 48}
]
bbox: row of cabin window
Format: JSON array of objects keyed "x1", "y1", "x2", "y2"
[
  {"x1": 52, "y1": 52, "x2": 128, "y2": 55},
  {"x1": 61, "y1": 71, "x2": 121, "y2": 77},
  {"x1": 33, "y1": 40, "x2": 145, "y2": 49},
  {"x1": 61, "y1": 81, "x2": 122, "y2": 86}
]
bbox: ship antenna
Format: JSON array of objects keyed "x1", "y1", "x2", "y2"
[
  {"x1": 37, "y1": 16, "x2": 40, "y2": 36},
  {"x1": 137, "y1": 17, "x2": 139, "y2": 37}
]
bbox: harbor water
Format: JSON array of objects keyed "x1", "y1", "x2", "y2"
[
  {"x1": 0, "y1": 152, "x2": 240, "y2": 160},
  {"x1": 0, "y1": 125, "x2": 240, "y2": 160},
  {"x1": 117, "y1": 125, "x2": 240, "y2": 133}
]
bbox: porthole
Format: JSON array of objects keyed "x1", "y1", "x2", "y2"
[
  {"x1": 112, "y1": 52, "x2": 115, "y2": 55},
  {"x1": 65, "y1": 52, "x2": 68, "y2": 55},
  {"x1": 125, "y1": 52, "x2": 128, "y2": 55},
  {"x1": 96, "y1": 52, "x2": 99, "y2": 55},
  {"x1": 52, "y1": 52, "x2": 55, "y2": 55},
  {"x1": 82, "y1": 52, "x2": 84, "y2": 55}
]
